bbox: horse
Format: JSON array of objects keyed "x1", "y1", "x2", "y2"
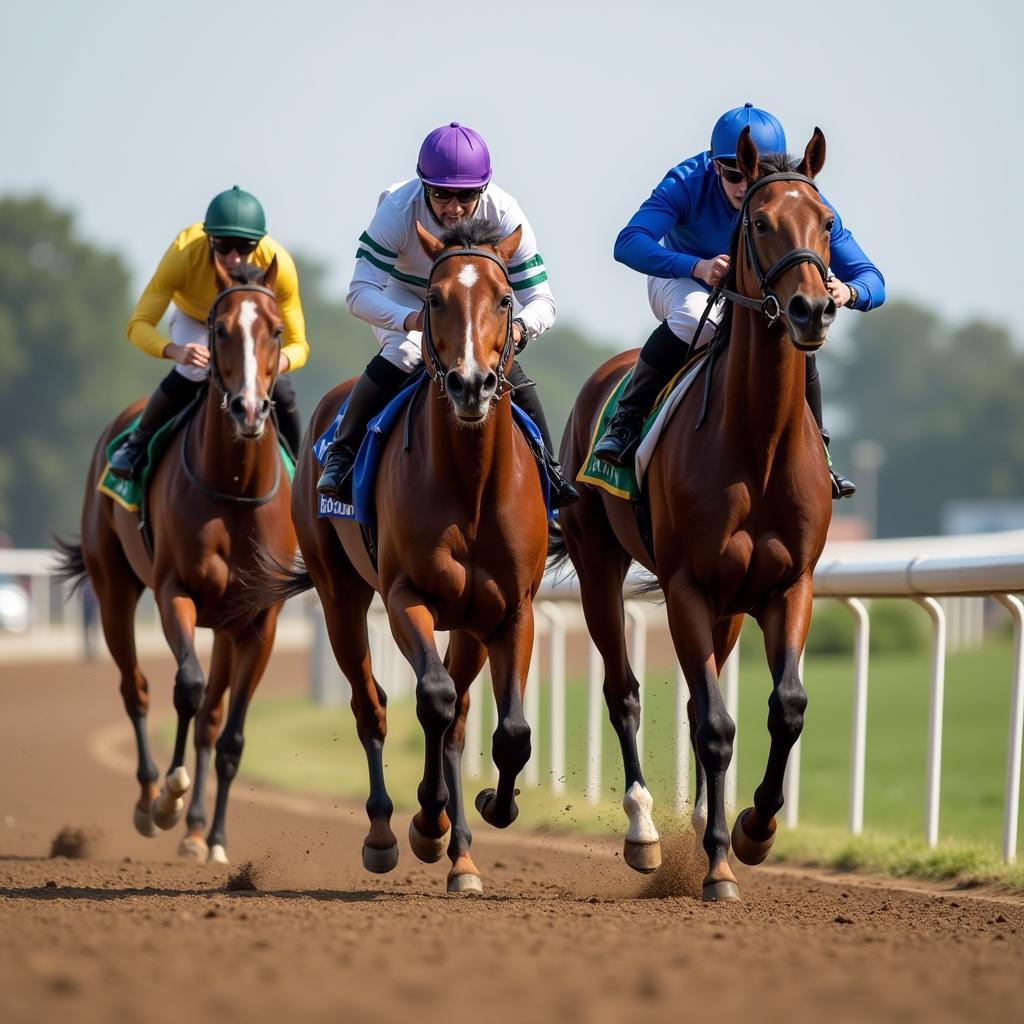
[
  {"x1": 54, "y1": 257, "x2": 296, "y2": 865},
  {"x1": 255, "y1": 218, "x2": 549, "y2": 895},
  {"x1": 551, "y1": 127, "x2": 835, "y2": 901}
]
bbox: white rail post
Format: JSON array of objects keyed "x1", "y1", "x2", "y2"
[
  {"x1": 916, "y1": 596, "x2": 947, "y2": 848},
  {"x1": 625, "y1": 602, "x2": 647, "y2": 763},
  {"x1": 537, "y1": 602, "x2": 567, "y2": 794},
  {"x1": 783, "y1": 651, "x2": 804, "y2": 827},
  {"x1": 841, "y1": 597, "x2": 871, "y2": 835},
  {"x1": 995, "y1": 594, "x2": 1024, "y2": 864},
  {"x1": 586, "y1": 640, "x2": 603, "y2": 803},
  {"x1": 523, "y1": 627, "x2": 540, "y2": 787},
  {"x1": 675, "y1": 661, "x2": 690, "y2": 815},
  {"x1": 721, "y1": 644, "x2": 739, "y2": 814},
  {"x1": 464, "y1": 663, "x2": 484, "y2": 780}
]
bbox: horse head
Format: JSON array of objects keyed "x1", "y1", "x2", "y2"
[
  {"x1": 415, "y1": 219, "x2": 522, "y2": 424},
  {"x1": 209, "y1": 255, "x2": 283, "y2": 439},
  {"x1": 735, "y1": 126, "x2": 836, "y2": 350}
]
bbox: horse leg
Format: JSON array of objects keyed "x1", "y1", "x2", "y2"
[
  {"x1": 665, "y1": 576, "x2": 739, "y2": 901},
  {"x1": 205, "y1": 612, "x2": 278, "y2": 864},
  {"x1": 475, "y1": 607, "x2": 534, "y2": 831},
  {"x1": 732, "y1": 577, "x2": 813, "y2": 867},
  {"x1": 180, "y1": 633, "x2": 230, "y2": 861},
  {"x1": 564, "y1": 506, "x2": 659, "y2": 871},
  {"x1": 151, "y1": 584, "x2": 205, "y2": 830},
  {"x1": 385, "y1": 584, "x2": 455, "y2": 863},
  {"x1": 443, "y1": 631, "x2": 488, "y2": 894},
  {"x1": 90, "y1": 545, "x2": 159, "y2": 836}
]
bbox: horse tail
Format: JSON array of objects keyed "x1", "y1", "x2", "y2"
[
  {"x1": 52, "y1": 535, "x2": 88, "y2": 595},
  {"x1": 233, "y1": 542, "x2": 314, "y2": 619},
  {"x1": 546, "y1": 524, "x2": 573, "y2": 577}
]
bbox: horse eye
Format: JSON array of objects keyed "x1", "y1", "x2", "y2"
[
  {"x1": 753, "y1": 218, "x2": 768, "y2": 233},
  {"x1": 825, "y1": 218, "x2": 835, "y2": 233},
  {"x1": 427, "y1": 293, "x2": 441, "y2": 309},
  {"x1": 215, "y1": 322, "x2": 227, "y2": 337},
  {"x1": 500, "y1": 294, "x2": 513, "y2": 308}
]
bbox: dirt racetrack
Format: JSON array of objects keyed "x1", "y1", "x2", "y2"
[{"x1": 3, "y1": 650, "x2": 1023, "y2": 1024}]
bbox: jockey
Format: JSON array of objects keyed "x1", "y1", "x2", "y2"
[
  {"x1": 316, "y1": 122, "x2": 579, "y2": 509},
  {"x1": 108, "y1": 186, "x2": 308, "y2": 478},
  {"x1": 594, "y1": 103, "x2": 886, "y2": 499}
]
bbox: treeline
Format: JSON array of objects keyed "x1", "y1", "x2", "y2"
[{"x1": 1, "y1": 196, "x2": 1021, "y2": 546}]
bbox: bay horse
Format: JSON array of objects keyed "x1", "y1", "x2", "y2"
[
  {"x1": 257, "y1": 219, "x2": 548, "y2": 894},
  {"x1": 55, "y1": 257, "x2": 296, "y2": 865},
  {"x1": 552, "y1": 128, "x2": 834, "y2": 901}
]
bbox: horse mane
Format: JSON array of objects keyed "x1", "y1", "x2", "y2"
[
  {"x1": 439, "y1": 219, "x2": 504, "y2": 250},
  {"x1": 228, "y1": 262, "x2": 266, "y2": 285},
  {"x1": 712, "y1": 151, "x2": 802, "y2": 347}
]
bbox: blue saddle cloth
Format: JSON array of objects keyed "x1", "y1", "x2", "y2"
[{"x1": 314, "y1": 376, "x2": 551, "y2": 524}]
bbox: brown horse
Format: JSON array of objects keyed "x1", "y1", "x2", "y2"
[
  {"x1": 55, "y1": 257, "x2": 296, "y2": 865},
  {"x1": 260, "y1": 219, "x2": 548, "y2": 894},
  {"x1": 552, "y1": 128, "x2": 834, "y2": 901}
]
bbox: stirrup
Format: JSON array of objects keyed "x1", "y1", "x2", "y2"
[
  {"x1": 316, "y1": 447, "x2": 356, "y2": 500},
  {"x1": 108, "y1": 436, "x2": 147, "y2": 480},
  {"x1": 831, "y1": 469, "x2": 857, "y2": 500}
]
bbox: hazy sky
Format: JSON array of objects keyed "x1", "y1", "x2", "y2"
[{"x1": 1, "y1": 1, "x2": 1019, "y2": 349}]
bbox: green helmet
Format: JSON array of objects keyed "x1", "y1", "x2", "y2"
[{"x1": 203, "y1": 186, "x2": 266, "y2": 241}]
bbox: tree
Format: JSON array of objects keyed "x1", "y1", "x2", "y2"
[{"x1": 0, "y1": 196, "x2": 152, "y2": 546}]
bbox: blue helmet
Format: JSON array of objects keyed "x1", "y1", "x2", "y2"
[{"x1": 710, "y1": 103, "x2": 787, "y2": 160}]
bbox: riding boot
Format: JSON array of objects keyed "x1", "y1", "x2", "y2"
[
  {"x1": 806, "y1": 356, "x2": 856, "y2": 499},
  {"x1": 317, "y1": 356, "x2": 412, "y2": 500},
  {"x1": 593, "y1": 321, "x2": 685, "y2": 469},
  {"x1": 108, "y1": 371, "x2": 204, "y2": 479},
  {"x1": 508, "y1": 360, "x2": 579, "y2": 509},
  {"x1": 271, "y1": 374, "x2": 303, "y2": 461}
]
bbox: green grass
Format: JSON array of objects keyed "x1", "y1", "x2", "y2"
[{"x1": 191, "y1": 622, "x2": 1024, "y2": 886}]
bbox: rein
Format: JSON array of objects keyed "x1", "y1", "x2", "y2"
[
  {"x1": 420, "y1": 247, "x2": 516, "y2": 400},
  {"x1": 690, "y1": 171, "x2": 829, "y2": 429}
]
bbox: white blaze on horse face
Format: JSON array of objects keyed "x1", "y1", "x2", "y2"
[
  {"x1": 238, "y1": 299, "x2": 259, "y2": 417},
  {"x1": 623, "y1": 781, "x2": 659, "y2": 843},
  {"x1": 457, "y1": 264, "x2": 482, "y2": 377}
]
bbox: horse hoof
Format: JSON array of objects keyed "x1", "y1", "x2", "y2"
[
  {"x1": 362, "y1": 843, "x2": 399, "y2": 874},
  {"x1": 623, "y1": 838, "x2": 662, "y2": 874},
  {"x1": 702, "y1": 880, "x2": 741, "y2": 903},
  {"x1": 447, "y1": 872, "x2": 483, "y2": 895},
  {"x1": 207, "y1": 844, "x2": 229, "y2": 865},
  {"x1": 165, "y1": 766, "x2": 191, "y2": 797},
  {"x1": 178, "y1": 835, "x2": 208, "y2": 861},
  {"x1": 408, "y1": 819, "x2": 448, "y2": 864},
  {"x1": 133, "y1": 806, "x2": 159, "y2": 838},
  {"x1": 731, "y1": 807, "x2": 776, "y2": 866},
  {"x1": 150, "y1": 794, "x2": 184, "y2": 831},
  {"x1": 474, "y1": 788, "x2": 519, "y2": 828}
]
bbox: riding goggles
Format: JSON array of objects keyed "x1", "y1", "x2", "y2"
[
  {"x1": 715, "y1": 161, "x2": 746, "y2": 185},
  {"x1": 210, "y1": 236, "x2": 259, "y2": 256},
  {"x1": 424, "y1": 185, "x2": 485, "y2": 205}
]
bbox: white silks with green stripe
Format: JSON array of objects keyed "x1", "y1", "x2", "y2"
[{"x1": 346, "y1": 178, "x2": 556, "y2": 343}]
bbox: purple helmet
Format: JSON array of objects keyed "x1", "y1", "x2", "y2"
[{"x1": 416, "y1": 122, "x2": 492, "y2": 189}]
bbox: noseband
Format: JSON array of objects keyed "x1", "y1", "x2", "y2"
[
  {"x1": 421, "y1": 248, "x2": 516, "y2": 400},
  {"x1": 205, "y1": 282, "x2": 282, "y2": 410},
  {"x1": 717, "y1": 171, "x2": 830, "y2": 325}
]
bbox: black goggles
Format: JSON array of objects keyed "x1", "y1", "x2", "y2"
[
  {"x1": 715, "y1": 161, "x2": 746, "y2": 185},
  {"x1": 424, "y1": 185, "x2": 485, "y2": 205},
  {"x1": 210, "y1": 236, "x2": 259, "y2": 256}
]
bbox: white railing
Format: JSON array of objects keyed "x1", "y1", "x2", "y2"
[{"x1": 310, "y1": 530, "x2": 1024, "y2": 864}]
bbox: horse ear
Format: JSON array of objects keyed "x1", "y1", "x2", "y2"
[
  {"x1": 262, "y1": 254, "x2": 279, "y2": 292},
  {"x1": 494, "y1": 225, "x2": 523, "y2": 268},
  {"x1": 735, "y1": 126, "x2": 760, "y2": 183},
  {"x1": 212, "y1": 251, "x2": 233, "y2": 292},
  {"x1": 797, "y1": 127, "x2": 826, "y2": 180},
  {"x1": 415, "y1": 221, "x2": 445, "y2": 261}
]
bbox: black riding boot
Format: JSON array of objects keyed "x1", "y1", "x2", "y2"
[
  {"x1": 271, "y1": 374, "x2": 303, "y2": 462},
  {"x1": 108, "y1": 371, "x2": 204, "y2": 479},
  {"x1": 508, "y1": 360, "x2": 579, "y2": 510},
  {"x1": 593, "y1": 321, "x2": 684, "y2": 469},
  {"x1": 806, "y1": 355, "x2": 856, "y2": 499},
  {"x1": 317, "y1": 356, "x2": 412, "y2": 500}
]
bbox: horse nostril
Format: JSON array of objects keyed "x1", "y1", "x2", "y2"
[
  {"x1": 823, "y1": 298, "x2": 837, "y2": 322},
  {"x1": 787, "y1": 295, "x2": 811, "y2": 326},
  {"x1": 482, "y1": 371, "x2": 498, "y2": 396},
  {"x1": 229, "y1": 396, "x2": 246, "y2": 418},
  {"x1": 445, "y1": 370, "x2": 465, "y2": 398},
  {"x1": 258, "y1": 398, "x2": 272, "y2": 418}
]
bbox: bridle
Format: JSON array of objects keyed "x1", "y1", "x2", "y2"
[
  {"x1": 420, "y1": 247, "x2": 517, "y2": 400},
  {"x1": 182, "y1": 281, "x2": 282, "y2": 506},
  {"x1": 716, "y1": 171, "x2": 829, "y2": 326},
  {"x1": 205, "y1": 282, "x2": 282, "y2": 410},
  {"x1": 690, "y1": 171, "x2": 830, "y2": 430}
]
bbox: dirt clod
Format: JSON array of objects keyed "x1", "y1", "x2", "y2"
[
  {"x1": 225, "y1": 860, "x2": 262, "y2": 892},
  {"x1": 49, "y1": 826, "x2": 98, "y2": 859}
]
